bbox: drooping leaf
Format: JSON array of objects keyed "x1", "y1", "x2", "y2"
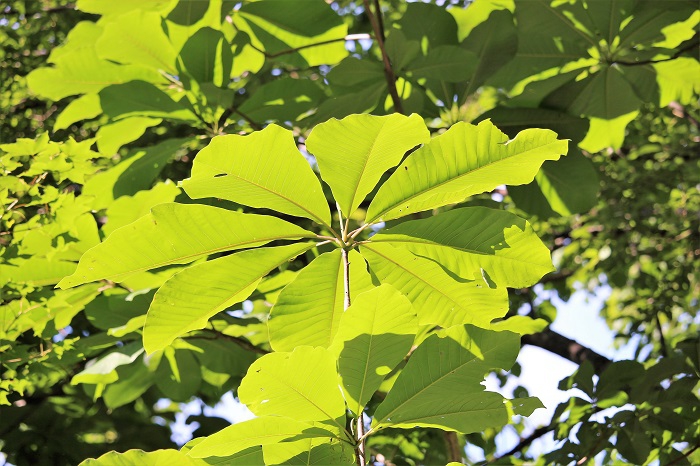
[
  {"x1": 58, "y1": 204, "x2": 315, "y2": 288},
  {"x1": 154, "y1": 347, "x2": 202, "y2": 401},
  {"x1": 366, "y1": 120, "x2": 568, "y2": 222},
  {"x1": 372, "y1": 325, "x2": 543, "y2": 432},
  {"x1": 370, "y1": 207, "x2": 554, "y2": 288},
  {"x1": 268, "y1": 249, "x2": 373, "y2": 352},
  {"x1": 361, "y1": 242, "x2": 508, "y2": 327},
  {"x1": 53, "y1": 94, "x2": 102, "y2": 131},
  {"x1": 96, "y1": 117, "x2": 162, "y2": 155},
  {"x1": 238, "y1": 346, "x2": 346, "y2": 425},
  {"x1": 188, "y1": 417, "x2": 337, "y2": 459},
  {"x1": 143, "y1": 243, "x2": 314, "y2": 354},
  {"x1": 330, "y1": 285, "x2": 418, "y2": 415},
  {"x1": 305, "y1": 113, "x2": 429, "y2": 216},
  {"x1": 181, "y1": 124, "x2": 332, "y2": 226},
  {"x1": 71, "y1": 343, "x2": 143, "y2": 386}
]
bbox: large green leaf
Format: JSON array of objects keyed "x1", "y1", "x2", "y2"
[
  {"x1": 360, "y1": 242, "x2": 508, "y2": 327},
  {"x1": 187, "y1": 416, "x2": 337, "y2": 459},
  {"x1": 305, "y1": 113, "x2": 429, "y2": 216},
  {"x1": 79, "y1": 449, "x2": 199, "y2": 466},
  {"x1": 268, "y1": 249, "x2": 372, "y2": 352},
  {"x1": 371, "y1": 207, "x2": 554, "y2": 288},
  {"x1": 366, "y1": 120, "x2": 568, "y2": 223},
  {"x1": 143, "y1": 243, "x2": 314, "y2": 354},
  {"x1": 54, "y1": 94, "x2": 102, "y2": 131},
  {"x1": 405, "y1": 46, "x2": 477, "y2": 83},
  {"x1": 372, "y1": 325, "x2": 543, "y2": 433},
  {"x1": 96, "y1": 10, "x2": 177, "y2": 73},
  {"x1": 238, "y1": 346, "x2": 347, "y2": 426},
  {"x1": 58, "y1": 204, "x2": 315, "y2": 288},
  {"x1": 330, "y1": 285, "x2": 417, "y2": 415},
  {"x1": 181, "y1": 124, "x2": 332, "y2": 226},
  {"x1": 27, "y1": 22, "x2": 162, "y2": 101},
  {"x1": 238, "y1": 78, "x2": 324, "y2": 124},
  {"x1": 96, "y1": 117, "x2": 162, "y2": 155},
  {"x1": 263, "y1": 437, "x2": 355, "y2": 465}
]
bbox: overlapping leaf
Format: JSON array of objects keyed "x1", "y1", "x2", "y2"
[
  {"x1": 370, "y1": 207, "x2": 554, "y2": 288},
  {"x1": 372, "y1": 325, "x2": 543, "y2": 433},
  {"x1": 144, "y1": 243, "x2": 314, "y2": 354},
  {"x1": 330, "y1": 285, "x2": 418, "y2": 415},
  {"x1": 361, "y1": 242, "x2": 508, "y2": 327},
  {"x1": 181, "y1": 125, "x2": 331, "y2": 226},
  {"x1": 268, "y1": 249, "x2": 372, "y2": 352},
  {"x1": 366, "y1": 120, "x2": 568, "y2": 222},
  {"x1": 58, "y1": 204, "x2": 315, "y2": 288},
  {"x1": 306, "y1": 113, "x2": 430, "y2": 216}
]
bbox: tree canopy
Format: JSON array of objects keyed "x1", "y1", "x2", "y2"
[{"x1": 1, "y1": 1, "x2": 698, "y2": 465}]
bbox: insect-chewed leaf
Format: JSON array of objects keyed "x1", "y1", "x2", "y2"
[
  {"x1": 372, "y1": 325, "x2": 543, "y2": 433},
  {"x1": 370, "y1": 207, "x2": 554, "y2": 288},
  {"x1": 366, "y1": 119, "x2": 567, "y2": 222},
  {"x1": 305, "y1": 113, "x2": 429, "y2": 216},
  {"x1": 181, "y1": 124, "x2": 331, "y2": 226},
  {"x1": 57, "y1": 203, "x2": 315, "y2": 289}
]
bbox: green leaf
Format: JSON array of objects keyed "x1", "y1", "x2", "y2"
[
  {"x1": 238, "y1": 346, "x2": 346, "y2": 424},
  {"x1": 330, "y1": 285, "x2": 418, "y2": 415},
  {"x1": 54, "y1": 94, "x2": 102, "y2": 131},
  {"x1": 371, "y1": 207, "x2": 554, "y2": 288},
  {"x1": 143, "y1": 243, "x2": 314, "y2": 354},
  {"x1": 397, "y1": 3, "x2": 458, "y2": 49},
  {"x1": 184, "y1": 445, "x2": 264, "y2": 466},
  {"x1": 360, "y1": 242, "x2": 508, "y2": 328},
  {"x1": 489, "y1": 316, "x2": 548, "y2": 335},
  {"x1": 76, "y1": 0, "x2": 174, "y2": 15},
  {"x1": 71, "y1": 343, "x2": 143, "y2": 385},
  {"x1": 188, "y1": 417, "x2": 337, "y2": 459},
  {"x1": 181, "y1": 124, "x2": 331, "y2": 226},
  {"x1": 263, "y1": 437, "x2": 355, "y2": 465},
  {"x1": 58, "y1": 204, "x2": 315, "y2": 288},
  {"x1": 79, "y1": 449, "x2": 199, "y2": 466},
  {"x1": 154, "y1": 347, "x2": 202, "y2": 401},
  {"x1": 237, "y1": 78, "x2": 324, "y2": 123},
  {"x1": 102, "y1": 355, "x2": 155, "y2": 409},
  {"x1": 305, "y1": 113, "x2": 429, "y2": 216},
  {"x1": 102, "y1": 182, "x2": 181, "y2": 236},
  {"x1": 96, "y1": 10, "x2": 177, "y2": 73},
  {"x1": 268, "y1": 249, "x2": 372, "y2": 352},
  {"x1": 0, "y1": 258, "x2": 78, "y2": 287},
  {"x1": 178, "y1": 27, "x2": 233, "y2": 87},
  {"x1": 406, "y1": 46, "x2": 477, "y2": 82},
  {"x1": 372, "y1": 325, "x2": 543, "y2": 432},
  {"x1": 27, "y1": 22, "x2": 163, "y2": 101},
  {"x1": 99, "y1": 81, "x2": 198, "y2": 122},
  {"x1": 96, "y1": 117, "x2": 162, "y2": 155},
  {"x1": 366, "y1": 120, "x2": 568, "y2": 223}
]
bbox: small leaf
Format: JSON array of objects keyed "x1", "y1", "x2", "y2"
[{"x1": 181, "y1": 124, "x2": 331, "y2": 226}]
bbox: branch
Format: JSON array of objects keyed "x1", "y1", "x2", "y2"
[
  {"x1": 522, "y1": 329, "x2": 612, "y2": 374},
  {"x1": 613, "y1": 39, "x2": 700, "y2": 66},
  {"x1": 444, "y1": 431, "x2": 463, "y2": 463},
  {"x1": 485, "y1": 425, "x2": 553, "y2": 464},
  {"x1": 667, "y1": 442, "x2": 700, "y2": 466},
  {"x1": 362, "y1": 0, "x2": 404, "y2": 114}
]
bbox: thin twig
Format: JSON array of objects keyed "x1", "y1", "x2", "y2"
[
  {"x1": 194, "y1": 328, "x2": 270, "y2": 355},
  {"x1": 667, "y1": 442, "x2": 700, "y2": 466},
  {"x1": 362, "y1": 0, "x2": 404, "y2": 114},
  {"x1": 485, "y1": 425, "x2": 553, "y2": 463}
]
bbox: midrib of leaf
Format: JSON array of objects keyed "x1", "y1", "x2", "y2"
[
  {"x1": 374, "y1": 338, "x2": 510, "y2": 427},
  {"x1": 196, "y1": 160, "x2": 331, "y2": 229},
  {"x1": 344, "y1": 119, "x2": 387, "y2": 214},
  {"x1": 325, "y1": 259, "x2": 342, "y2": 347},
  {"x1": 163, "y1": 244, "x2": 313, "y2": 341},
  {"x1": 106, "y1": 234, "x2": 315, "y2": 282},
  {"x1": 541, "y1": 2, "x2": 597, "y2": 48},
  {"x1": 367, "y1": 138, "x2": 564, "y2": 223}
]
